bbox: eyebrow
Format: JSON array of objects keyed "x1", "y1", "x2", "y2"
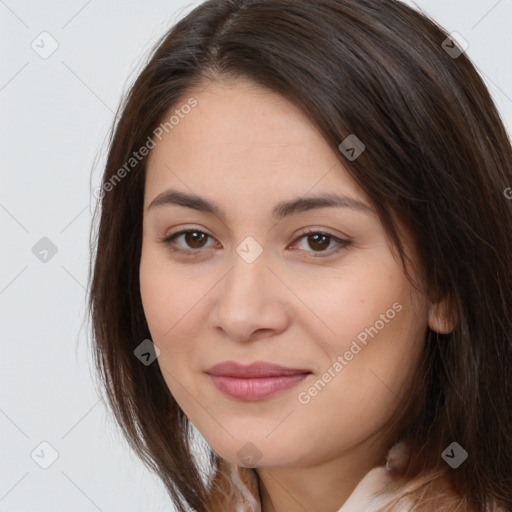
[{"x1": 147, "y1": 189, "x2": 372, "y2": 220}]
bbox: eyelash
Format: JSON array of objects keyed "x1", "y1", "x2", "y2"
[{"x1": 158, "y1": 227, "x2": 351, "y2": 258}]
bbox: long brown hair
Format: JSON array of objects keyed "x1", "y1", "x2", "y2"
[{"x1": 88, "y1": 1, "x2": 512, "y2": 510}]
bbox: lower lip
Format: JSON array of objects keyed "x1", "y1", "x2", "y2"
[{"x1": 208, "y1": 373, "x2": 310, "y2": 400}]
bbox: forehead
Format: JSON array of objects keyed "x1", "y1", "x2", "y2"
[{"x1": 144, "y1": 79, "x2": 365, "y2": 210}]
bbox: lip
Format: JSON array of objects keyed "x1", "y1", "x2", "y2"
[{"x1": 205, "y1": 361, "x2": 312, "y2": 401}]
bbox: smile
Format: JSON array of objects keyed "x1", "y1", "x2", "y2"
[{"x1": 205, "y1": 361, "x2": 312, "y2": 401}]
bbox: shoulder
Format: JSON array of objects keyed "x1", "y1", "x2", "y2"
[
  {"x1": 336, "y1": 441, "x2": 466, "y2": 512},
  {"x1": 337, "y1": 441, "x2": 506, "y2": 512},
  {"x1": 336, "y1": 441, "x2": 416, "y2": 512}
]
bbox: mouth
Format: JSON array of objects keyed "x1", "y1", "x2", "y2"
[{"x1": 205, "y1": 361, "x2": 312, "y2": 401}]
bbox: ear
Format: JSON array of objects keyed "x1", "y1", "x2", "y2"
[{"x1": 427, "y1": 292, "x2": 458, "y2": 334}]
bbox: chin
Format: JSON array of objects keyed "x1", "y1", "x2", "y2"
[{"x1": 204, "y1": 430, "x2": 304, "y2": 469}]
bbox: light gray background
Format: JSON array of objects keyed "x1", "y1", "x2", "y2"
[{"x1": 1, "y1": 1, "x2": 511, "y2": 510}]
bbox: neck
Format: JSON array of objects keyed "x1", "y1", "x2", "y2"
[{"x1": 256, "y1": 437, "x2": 389, "y2": 512}]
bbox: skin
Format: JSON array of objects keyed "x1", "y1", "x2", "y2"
[{"x1": 139, "y1": 78, "x2": 453, "y2": 512}]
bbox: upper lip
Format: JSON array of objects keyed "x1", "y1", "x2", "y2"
[{"x1": 205, "y1": 361, "x2": 312, "y2": 378}]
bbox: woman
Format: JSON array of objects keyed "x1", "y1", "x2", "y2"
[{"x1": 88, "y1": 0, "x2": 512, "y2": 510}]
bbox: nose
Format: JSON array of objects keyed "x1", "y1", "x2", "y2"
[{"x1": 210, "y1": 249, "x2": 290, "y2": 342}]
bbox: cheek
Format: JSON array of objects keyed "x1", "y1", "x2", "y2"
[
  {"x1": 292, "y1": 296, "x2": 426, "y2": 461},
  {"x1": 298, "y1": 260, "x2": 413, "y2": 356},
  {"x1": 139, "y1": 244, "x2": 218, "y2": 403},
  {"x1": 139, "y1": 252, "x2": 192, "y2": 390},
  {"x1": 139, "y1": 244, "x2": 202, "y2": 341},
  {"x1": 296, "y1": 260, "x2": 427, "y2": 407},
  {"x1": 139, "y1": 264, "x2": 194, "y2": 404},
  {"x1": 308, "y1": 283, "x2": 426, "y2": 405}
]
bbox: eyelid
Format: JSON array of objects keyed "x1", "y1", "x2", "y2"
[
  {"x1": 163, "y1": 224, "x2": 214, "y2": 240},
  {"x1": 294, "y1": 226, "x2": 348, "y2": 240}
]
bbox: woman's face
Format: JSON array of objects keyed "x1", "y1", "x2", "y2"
[{"x1": 139, "y1": 78, "x2": 433, "y2": 470}]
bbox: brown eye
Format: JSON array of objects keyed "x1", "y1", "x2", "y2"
[
  {"x1": 183, "y1": 231, "x2": 208, "y2": 249},
  {"x1": 293, "y1": 230, "x2": 351, "y2": 257},
  {"x1": 162, "y1": 230, "x2": 217, "y2": 252},
  {"x1": 306, "y1": 233, "x2": 331, "y2": 252},
  {"x1": 161, "y1": 228, "x2": 350, "y2": 258}
]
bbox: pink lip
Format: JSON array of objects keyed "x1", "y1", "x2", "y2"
[{"x1": 205, "y1": 361, "x2": 312, "y2": 401}]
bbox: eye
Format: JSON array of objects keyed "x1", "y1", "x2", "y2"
[
  {"x1": 161, "y1": 229, "x2": 218, "y2": 254},
  {"x1": 291, "y1": 228, "x2": 351, "y2": 256},
  {"x1": 159, "y1": 227, "x2": 351, "y2": 257}
]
